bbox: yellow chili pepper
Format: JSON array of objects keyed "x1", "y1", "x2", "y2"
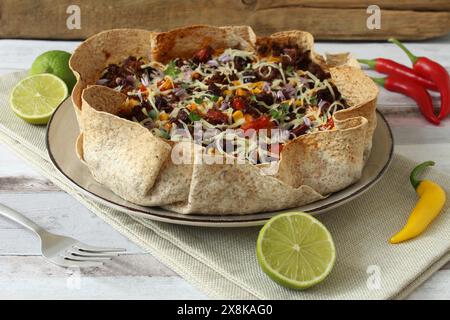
[{"x1": 390, "y1": 161, "x2": 446, "y2": 244}]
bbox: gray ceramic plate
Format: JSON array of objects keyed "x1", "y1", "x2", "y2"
[{"x1": 46, "y1": 99, "x2": 393, "y2": 227}]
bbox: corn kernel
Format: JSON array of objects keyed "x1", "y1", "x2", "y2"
[
  {"x1": 236, "y1": 88, "x2": 247, "y2": 96},
  {"x1": 268, "y1": 56, "x2": 281, "y2": 63},
  {"x1": 223, "y1": 89, "x2": 233, "y2": 96},
  {"x1": 233, "y1": 110, "x2": 244, "y2": 122},
  {"x1": 252, "y1": 88, "x2": 262, "y2": 94},
  {"x1": 159, "y1": 112, "x2": 169, "y2": 121}
]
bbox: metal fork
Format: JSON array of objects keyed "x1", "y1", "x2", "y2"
[{"x1": 0, "y1": 203, "x2": 125, "y2": 268}]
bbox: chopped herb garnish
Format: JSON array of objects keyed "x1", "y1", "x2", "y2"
[
  {"x1": 189, "y1": 112, "x2": 201, "y2": 122},
  {"x1": 270, "y1": 109, "x2": 282, "y2": 120},
  {"x1": 210, "y1": 95, "x2": 219, "y2": 102},
  {"x1": 164, "y1": 60, "x2": 180, "y2": 78},
  {"x1": 194, "y1": 97, "x2": 203, "y2": 104},
  {"x1": 281, "y1": 103, "x2": 290, "y2": 113}
]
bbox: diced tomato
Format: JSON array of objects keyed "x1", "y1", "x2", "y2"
[
  {"x1": 231, "y1": 97, "x2": 245, "y2": 110},
  {"x1": 320, "y1": 117, "x2": 334, "y2": 130},
  {"x1": 241, "y1": 115, "x2": 272, "y2": 132},
  {"x1": 193, "y1": 46, "x2": 214, "y2": 63},
  {"x1": 139, "y1": 84, "x2": 147, "y2": 92}
]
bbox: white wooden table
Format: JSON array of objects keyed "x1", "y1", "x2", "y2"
[{"x1": 1, "y1": 38, "x2": 450, "y2": 300}]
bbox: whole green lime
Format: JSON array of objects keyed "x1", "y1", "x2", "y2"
[{"x1": 29, "y1": 50, "x2": 76, "y2": 92}]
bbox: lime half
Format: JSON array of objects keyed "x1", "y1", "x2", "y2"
[
  {"x1": 10, "y1": 73, "x2": 68, "y2": 125},
  {"x1": 257, "y1": 212, "x2": 336, "y2": 290}
]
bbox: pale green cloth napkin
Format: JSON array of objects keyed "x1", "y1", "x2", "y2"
[{"x1": 1, "y1": 71, "x2": 449, "y2": 299}]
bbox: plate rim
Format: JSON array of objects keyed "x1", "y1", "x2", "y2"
[{"x1": 46, "y1": 99, "x2": 394, "y2": 227}]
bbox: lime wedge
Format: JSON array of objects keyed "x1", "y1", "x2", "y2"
[
  {"x1": 257, "y1": 212, "x2": 336, "y2": 289},
  {"x1": 10, "y1": 73, "x2": 68, "y2": 125}
]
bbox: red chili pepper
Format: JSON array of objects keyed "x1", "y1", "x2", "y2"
[
  {"x1": 358, "y1": 58, "x2": 437, "y2": 92},
  {"x1": 389, "y1": 38, "x2": 450, "y2": 120},
  {"x1": 372, "y1": 76, "x2": 439, "y2": 125}
]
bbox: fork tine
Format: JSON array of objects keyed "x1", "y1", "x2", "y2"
[
  {"x1": 74, "y1": 243, "x2": 126, "y2": 253},
  {"x1": 50, "y1": 256, "x2": 104, "y2": 268},
  {"x1": 68, "y1": 248, "x2": 120, "y2": 257},
  {"x1": 63, "y1": 252, "x2": 112, "y2": 262}
]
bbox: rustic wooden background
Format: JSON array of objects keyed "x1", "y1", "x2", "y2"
[{"x1": 0, "y1": 0, "x2": 449, "y2": 40}]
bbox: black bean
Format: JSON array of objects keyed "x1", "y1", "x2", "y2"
[
  {"x1": 242, "y1": 70, "x2": 258, "y2": 83},
  {"x1": 255, "y1": 93, "x2": 274, "y2": 106},
  {"x1": 207, "y1": 83, "x2": 222, "y2": 96},
  {"x1": 131, "y1": 106, "x2": 147, "y2": 122},
  {"x1": 257, "y1": 44, "x2": 269, "y2": 56},
  {"x1": 258, "y1": 66, "x2": 280, "y2": 81},
  {"x1": 174, "y1": 58, "x2": 184, "y2": 67},
  {"x1": 290, "y1": 124, "x2": 308, "y2": 138},
  {"x1": 177, "y1": 109, "x2": 190, "y2": 123},
  {"x1": 155, "y1": 96, "x2": 171, "y2": 111},
  {"x1": 205, "y1": 73, "x2": 226, "y2": 85},
  {"x1": 234, "y1": 56, "x2": 249, "y2": 71}
]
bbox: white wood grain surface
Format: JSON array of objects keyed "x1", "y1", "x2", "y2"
[{"x1": 0, "y1": 38, "x2": 450, "y2": 300}]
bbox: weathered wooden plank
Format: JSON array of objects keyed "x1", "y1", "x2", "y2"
[
  {"x1": 0, "y1": 0, "x2": 449, "y2": 40},
  {"x1": 0, "y1": 144, "x2": 44, "y2": 177},
  {"x1": 256, "y1": 0, "x2": 450, "y2": 11},
  {"x1": 406, "y1": 270, "x2": 450, "y2": 299},
  {"x1": 0, "y1": 256, "x2": 206, "y2": 299},
  {"x1": 0, "y1": 176, "x2": 59, "y2": 192},
  {"x1": 0, "y1": 255, "x2": 447, "y2": 299},
  {"x1": 0, "y1": 254, "x2": 176, "y2": 277}
]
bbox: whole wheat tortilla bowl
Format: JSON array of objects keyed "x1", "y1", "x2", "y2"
[{"x1": 69, "y1": 25, "x2": 378, "y2": 215}]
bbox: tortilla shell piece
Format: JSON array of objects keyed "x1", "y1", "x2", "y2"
[
  {"x1": 331, "y1": 66, "x2": 378, "y2": 159},
  {"x1": 70, "y1": 25, "x2": 378, "y2": 215},
  {"x1": 69, "y1": 29, "x2": 154, "y2": 126},
  {"x1": 79, "y1": 86, "x2": 192, "y2": 205},
  {"x1": 162, "y1": 155, "x2": 325, "y2": 215},
  {"x1": 151, "y1": 25, "x2": 256, "y2": 63}
]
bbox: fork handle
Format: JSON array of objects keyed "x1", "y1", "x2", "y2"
[{"x1": 0, "y1": 203, "x2": 45, "y2": 236}]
